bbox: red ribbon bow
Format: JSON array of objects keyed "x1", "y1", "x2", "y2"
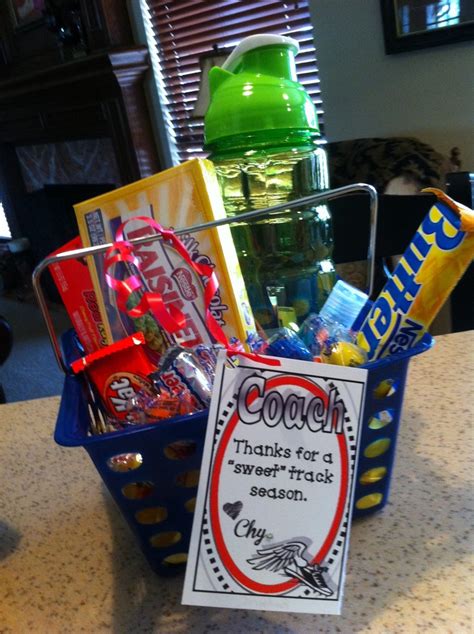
[{"x1": 104, "y1": 215, "x2": 280, "y2": 366}]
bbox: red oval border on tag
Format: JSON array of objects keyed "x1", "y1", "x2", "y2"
[{"x1": 209, "y1": 375, "x2": 349, "y2": 594}]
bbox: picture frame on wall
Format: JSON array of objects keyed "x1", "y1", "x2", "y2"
[
  {"x1": 9, "y1": 0, "x2": 46, "y2": 29},
  {"x1": 380, "y1": 0, "x2": 474, "y2": 54}
]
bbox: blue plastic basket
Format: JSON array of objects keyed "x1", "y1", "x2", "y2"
[{"x1": 55, "y1": 332, "x2": 433, "y2": 575}]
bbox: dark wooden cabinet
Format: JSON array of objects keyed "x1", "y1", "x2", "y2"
[
  {"x1": 0, "y1": 1, "x2": 161, "y2": 245},
  {"x1": 0, "y1": 0, "x2": 134, "y2": 72},
  {"x1": 0, "y1": 47, "x2": 160, "y2": 179}
]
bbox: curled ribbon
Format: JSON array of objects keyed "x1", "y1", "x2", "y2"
[
  {"x1": 104, "y1": 216, "x2": 280, "y2": 366},
  {"x1": 105, "y1": 216, "x2": 228, "y2": 345}
]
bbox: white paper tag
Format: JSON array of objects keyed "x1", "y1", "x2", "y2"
[{"x1": 182, "y1": 352, "x2": 367, "y2": 615}]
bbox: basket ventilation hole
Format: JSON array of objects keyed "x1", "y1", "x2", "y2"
[
  {"x1": 150, "y1": 531, "x2": 182, "y2": 548},
  {"x1": 107, "y1": 453, "x2": 143, "y2": 472},
  {"x1": 121, "y1": 481, "x2": 155, "y2": 500},
  {"x1": 364, "y1": 438, "x2": 391, "y2": 459},
  {"x1": 135, "y1": 507, "x2": 168, "y2": 525},
  {"x1": 355, "y1": 493, "x2": 383, "y2": 510},
  {"x1": 185, "y1": 497, "x2": 196, "y2": 513},
  {"x1": 373, "y1": 378, "x2": 398, "y2": 399},
  {"x1": 175, "y1": 470, "x2": 200, "y2": 488},
  {"x1": 368, "y1": 409, "x2": 394, "y2": 430},
  {"x1": 164, "y1": 440, "x2": 197, "y2": 461},
  {"x1": 162, "y1": 553, "x2": 188, "y2": 566},
  {"x1": 359, "y1": 466, "x2": 387, "y2": 485}
]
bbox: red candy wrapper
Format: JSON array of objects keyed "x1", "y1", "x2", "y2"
[
  {"x1": 71, "y1": 332, "x2": 157, "y2": 422},
  {"x1": 49, "y1": 236, "x2": 107, "y2": 354}
]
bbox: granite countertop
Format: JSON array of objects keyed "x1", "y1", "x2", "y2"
[{"x1": 0, "y1": 331, "x2": 472, "y2": 633}]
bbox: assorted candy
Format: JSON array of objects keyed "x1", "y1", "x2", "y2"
[
  {"x1": 72, "y1": 336, "x2": 224, "y2": 432},
  {"x1": 321, "y1": 340, "x2": 367, "y2": 367},
  {"x1": 68, "y1": 188, "x2": 474, "y2": 434},
  {"x1": 71, "y1": 332, "x2": 157, "y2": 423},
  {"x1": 71, "y1": 284, "x2": 371, "y2": 433},
  {"x1": 152, "y1": 346, "x2": 213, "y2": 410},
  {"x1": 126, "y1": 387, "x2": 196, "y2": 425},
  {"x1": 265, "y1": 327, "x2": 313, "y2": 362}
]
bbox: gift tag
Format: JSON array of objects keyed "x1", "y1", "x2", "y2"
[{"x1": 182, "y1": 351, "x2": 368, "y2": 615}]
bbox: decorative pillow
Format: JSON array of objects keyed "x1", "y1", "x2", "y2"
[{"x1": 326, "y1": 136, "x2": 452, "y2": 193}]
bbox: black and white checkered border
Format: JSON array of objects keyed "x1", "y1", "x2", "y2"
[
  {"x1": 202, "y1": 510, "x2": 231, "y2": 591},
  {"x1": 213, "y1": 394, "x2": 239, "y2": 446},
  {"x1": 300, "y1": 380, "x2": 354, "y2": 597},
  {"x1": 205, "y1": 376, "x2": 356, "y2": 595}
]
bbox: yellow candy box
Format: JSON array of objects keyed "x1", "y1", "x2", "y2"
[{"x1": 74, "y1": 159, "x2": 256, "y2": 355}]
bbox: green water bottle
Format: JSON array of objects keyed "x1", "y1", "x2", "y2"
[{"x1": 205, "y1": 34, "x2": 336, "y2": 331}]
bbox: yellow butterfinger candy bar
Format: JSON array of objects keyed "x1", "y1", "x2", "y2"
[{"x1": 358, "y1": 188, "x2": 474, "y2": 360}]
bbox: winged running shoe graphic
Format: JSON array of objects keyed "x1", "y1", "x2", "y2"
[{"x1": 247, "y1": 540, "x2": 333, "y2": 596}]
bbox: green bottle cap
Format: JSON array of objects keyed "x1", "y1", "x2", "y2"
[{"x1": 204, "y1": 34, "x2": 320, "y2": 149}]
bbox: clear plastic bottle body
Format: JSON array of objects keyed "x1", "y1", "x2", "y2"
[{"x1": 210, "y1": 138, "x2": 336, "y2": 331}]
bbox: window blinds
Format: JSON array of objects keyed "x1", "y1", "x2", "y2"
[{"x1": 145, "y1": 0, "x2": 324, "y2": 163}]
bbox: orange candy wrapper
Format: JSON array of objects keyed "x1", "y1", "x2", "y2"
[{"x1": 71, "y1": 332, "x2": 156, "y2": 421}]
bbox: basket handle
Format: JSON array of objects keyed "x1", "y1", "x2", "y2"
[{"x1": 32, "y1": 183, "x2": 378, "y2": 374}]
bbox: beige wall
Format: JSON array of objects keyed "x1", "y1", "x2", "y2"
[{"x1": 309, "y1": 0, "x2": 474, "y2": 169}]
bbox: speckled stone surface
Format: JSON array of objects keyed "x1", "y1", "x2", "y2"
[{"x1": 0, "y1": 332, "x2": 472, "y2": 633}]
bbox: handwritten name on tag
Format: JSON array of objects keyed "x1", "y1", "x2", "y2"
[{"x1": 183, "y1": 353, "x2": 367, "y2": 615}]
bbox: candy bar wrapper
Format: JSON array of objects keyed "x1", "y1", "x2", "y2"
[
  {"x1": 74, "y1": 159, "x2": 256, "y2": 358},
  {"x1": 321, "y1": 341, "x2": 367, "y2": 367},
  {"x1": 71, "y1": 332, "x2": 157, "y2": 422},
  {"x1": 265, "y1": 327, "x2": 314, "y2": 361},
  {"x1": 154, "y1": 346, "x2": 212, "y2": 410},
  {"x1": 358, "y1": 189, "x2": 474, "y2": 360},
  {"x1": 126, "y1": 387, "x2": 196, "y2": 425},
  {"x1": 48, "y1": 237, "x2": 107, "y2": 354},
  {"x1": 298, "y1": 313, "x2": 355, "y2": 357},
  {"x1": 193, "y1": 343, "x2": 218, "y2": 381}
]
